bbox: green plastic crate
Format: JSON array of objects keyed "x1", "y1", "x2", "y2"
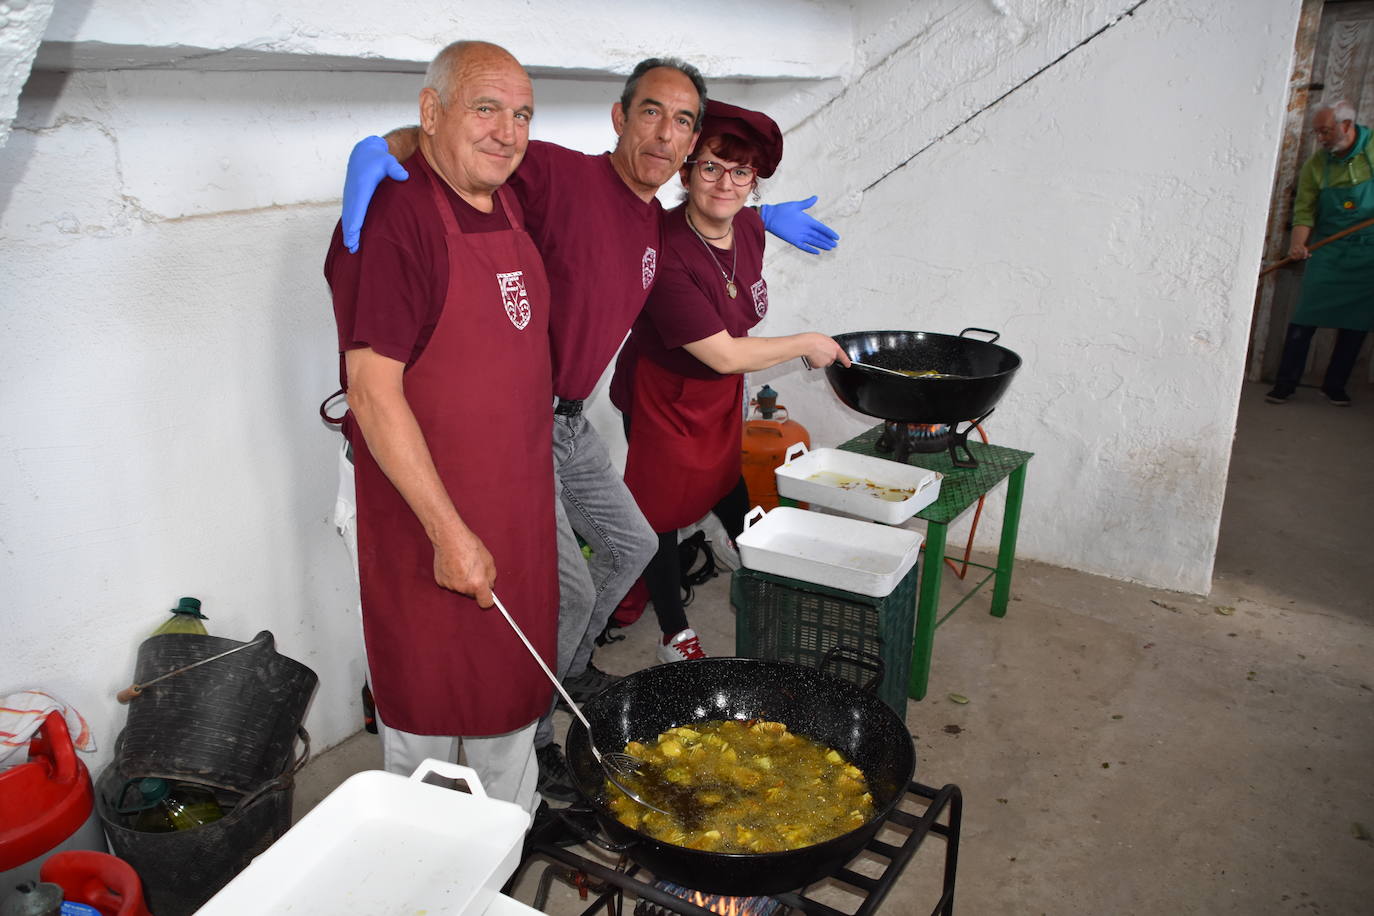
[{"x1": 731, "y1": 564, "x2": 919, "y2": 715}]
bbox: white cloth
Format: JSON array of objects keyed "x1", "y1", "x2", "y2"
[
  {"x1": 334, "y1": 438, "x2": 359, "y2": 581},
  {"x1": 0, "y1": 690, "x2": 95, "y2": 769}
]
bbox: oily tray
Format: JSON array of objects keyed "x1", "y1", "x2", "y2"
[
  {"x1": 736, "y1": 506, "x2": 923, "y2": 597},
  {"x1": 775, "y1": 442, "x2": 941, "y2": 525},
  {"x1": 195, "y1": 760, "x2": 530, "y2": 916}
]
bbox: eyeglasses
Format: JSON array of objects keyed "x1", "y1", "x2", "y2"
[
  {"x1": 1314, "y1": 121, "x2": 1350, "y2": 137},
  {"x1": 689, "y1": 159, "x2": 758, "y2": 186}
]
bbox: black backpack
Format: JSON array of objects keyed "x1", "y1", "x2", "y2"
[{"x1": 677, "y1": 530, "x2": 720, "y2": 608}]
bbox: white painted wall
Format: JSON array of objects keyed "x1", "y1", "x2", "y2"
[
  {"x1": 36, "y1": 0, "x2": 852, "y2": 78},
  {"x1": 0, "y1": 0, "x2": 53, "y2": 148},
  {"x1": 752, "y1": 0, "x2": 1302, "y2": 593},
  {"x1": 0, "y1": 0, "x2": 1302, "y2": 775}
]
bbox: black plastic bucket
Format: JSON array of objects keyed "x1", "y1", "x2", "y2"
[
  {"x1": 119, "y1": 630, "x2": 317, "y2": 793},
  {"x1": 95, "y1": 729, "x2": 308, "y2": 916}
]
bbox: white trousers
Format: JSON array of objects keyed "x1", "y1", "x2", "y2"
[
  {"x1": 334, "y1": 440, "x2": 539, "y2": 815},
  {"x1": 377, "y1": 716, "x2": 539, "y2": 814}
]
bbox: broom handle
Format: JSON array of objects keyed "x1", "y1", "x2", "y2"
[{"x1": 1259, "y1": 216, "x2": 1374, "y2": 277}]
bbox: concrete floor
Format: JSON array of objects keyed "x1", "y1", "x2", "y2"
[{"x1": 292, "y1": 379, "x2": 1374, "y2": 914}]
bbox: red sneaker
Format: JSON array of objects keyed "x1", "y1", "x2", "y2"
[{"x1": 657, "y1": 628, "x2": 707, "y2": 663}]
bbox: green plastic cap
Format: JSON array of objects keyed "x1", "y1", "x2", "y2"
[
  {"x1": 172, "y1": 596, "x2": 208, "y2": 619},
  {"x1": 138, "y1": 777, "x2": 170, "y2": 802}
]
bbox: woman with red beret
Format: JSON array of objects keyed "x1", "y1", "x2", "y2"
[{"x1": 609, "y1": 100, "x2": 849, "y2": 663}]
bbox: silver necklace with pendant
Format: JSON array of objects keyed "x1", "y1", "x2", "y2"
[{"x1": 687, "y1": 210, "x2": 738, "y2": 299}]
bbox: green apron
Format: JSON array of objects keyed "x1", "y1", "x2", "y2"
[{"x1": 1293, "y1": 140, "x2": 1374, "y2": 331}]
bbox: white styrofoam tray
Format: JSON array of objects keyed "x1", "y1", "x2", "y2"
[
  {"x1": 775, "y1": 443, "x2": 942, "y2": 525},
  {"x1": 195, "y1": 760, "x2": 531, "y2": 916},
  {"x1": 736, "y1": 506, "x2": 924, "y2": 597}
]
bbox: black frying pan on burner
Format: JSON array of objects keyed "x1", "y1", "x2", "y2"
[
  {"x1": 564, "y1": 657, "x2": 916, "y2": 897},
  {"x1": 823, "y1": 328, "x2": 1021, "y2": 425}
]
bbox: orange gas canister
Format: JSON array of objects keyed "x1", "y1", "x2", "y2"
[{"x1": 741, "y1": 385, "x2": 810, "y2": 510}]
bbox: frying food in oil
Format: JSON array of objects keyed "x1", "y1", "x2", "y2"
[
  {"x1": 605, "y1": 719, "x2": 875, "y2": 853},
  {"x1": 896, "y1": 369, "x2": 961, "y2": 378}
]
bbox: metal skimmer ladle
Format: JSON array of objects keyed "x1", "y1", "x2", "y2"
[
  {"x1": 491, "y1": 593, "x2": 670, "y2": 817},
  {"x1": 801, "y1": 354, "x2": 910, "y2": 379},
  {"x1": 848, "y1": 360, "x2": 913, "y2": 379}
]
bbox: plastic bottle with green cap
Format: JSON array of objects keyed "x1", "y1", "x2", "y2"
[
  {"x1": 127, "y1": 778, "x2": 224, "y2": 832},
  {"x1": 152, "y1": 596, "x2": 209, "y2": 636}
]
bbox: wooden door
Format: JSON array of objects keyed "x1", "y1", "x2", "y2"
[{"x1": 1252, "y1": 0, "x2": 1374, "y2": 385}]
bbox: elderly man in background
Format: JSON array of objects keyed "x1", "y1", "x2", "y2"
[
  {"x1": 338, "y1": 57, "x2": 839, "y2": 805},
  {"x1": 1266, "y1": 100, "x2": 1373, "y2": 406},
  {"x1": 323, "y1": 40, "x2": 556, "y2": 816}
]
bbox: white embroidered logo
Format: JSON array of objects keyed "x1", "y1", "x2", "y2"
[
  {"x1": 751, "y1": 278, "x2": 768, "y2": 318},
  {"x1": 641, "y1": 247, "x2": 657, "y2": 289},
  {"x1": 497, "y1": 270, "x2": 531, "y2": 330}
]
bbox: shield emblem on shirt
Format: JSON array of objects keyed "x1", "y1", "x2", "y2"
[
  {"x1": 497, "y1": 270, "x2": 531, "y2": 330},
  {"x1": 751, "y1": 278, "x2": 769, "y2": 318},
  {"x1": 641, "y1": 247, "x2": 657, "y2": 289}
]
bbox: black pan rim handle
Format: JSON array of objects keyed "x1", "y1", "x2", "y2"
[{"x1": 959, "y1": 327, "x2": 1001, "y2": 344}]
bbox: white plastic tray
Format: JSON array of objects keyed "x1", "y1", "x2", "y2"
[
  {"x1": 736, "y1": 506, "x2": 923, "y2": 597},
  {"x1": 775, "y1": 443, "x2": 942, "y2": 525},
  {"x1": 195, "y1": 760, "x2": 531, "y2": 916}
]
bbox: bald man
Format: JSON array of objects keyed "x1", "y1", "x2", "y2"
[{"x1": 324, "y1": 40, "x2": 555, "y2": 814}]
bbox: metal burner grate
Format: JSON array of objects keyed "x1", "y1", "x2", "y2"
[
  {"x1": 514, "y1": 780, "x2": 962, "y2": 916},
  {"x1": 634, "y1": 882, "x2": 785, "y2": 916}
]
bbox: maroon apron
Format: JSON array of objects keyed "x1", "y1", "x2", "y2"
[
  {"x1": 622, "y1": 355, "x2": 742, "y2": 532},
  {"x1": 347, "y1": 157, "x2": 556, "y2": 736}
]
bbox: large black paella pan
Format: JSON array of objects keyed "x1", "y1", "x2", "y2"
[{"x1": 564, "y1": 657, "x2": 915, "y2": 897}]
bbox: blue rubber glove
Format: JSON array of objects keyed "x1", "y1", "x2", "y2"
[
  {"x1": 342, "y1": 136, "x2": 410, "y2": 253},
  {"x1": 759, "y1": 196, "x2": 840, "y2": 254}
]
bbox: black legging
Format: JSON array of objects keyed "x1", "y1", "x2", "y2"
[
  {"x1": 622, "y1": 411, "x2": 750, "y2": 636},
  {"x1": 642, "y1": 477, "x2": 750, "y2": 636}
]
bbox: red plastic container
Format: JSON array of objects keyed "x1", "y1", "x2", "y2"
[
  {"x1": 0, "y1": 712, "x2": 103, "y2": 879},
  {"x1": 40, "y1": 850, "x2": 152, "y2": 916}
]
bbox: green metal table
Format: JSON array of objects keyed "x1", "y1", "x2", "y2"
[{"x1": 838, "y1": 426, "x2": 1033, "y2": 700}]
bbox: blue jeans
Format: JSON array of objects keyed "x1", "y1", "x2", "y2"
[{"x1": 534, "y1": 414, "x2": 656, "y2": 749}]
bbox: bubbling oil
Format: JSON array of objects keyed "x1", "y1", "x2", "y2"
[{"x1": 604, "y1": 720, "x2": 875, "y2": 853}]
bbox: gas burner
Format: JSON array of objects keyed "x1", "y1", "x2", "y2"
[
  {"x1": 875, "y1": 421, "x2": 951, "y2": 460},
  {"x1": 635, "y1": 882, "x2": 784, "y2": 916},
  {"x1": 873, "y1": 409, "x2": 995, "y2": 469},
  {"x1": 513, "y1": 780, "x2": 962, "y2": 916}
]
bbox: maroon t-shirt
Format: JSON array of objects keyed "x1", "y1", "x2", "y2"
[
  {"x1": 610, "y1": 204, "x2": 768, "y2": 411},
  {"x1": 324, "y1": 151, "x2": 512, "y2": 383},
  {"x1": 508, "y1": 141, "x2": 664, "y2": 400}
]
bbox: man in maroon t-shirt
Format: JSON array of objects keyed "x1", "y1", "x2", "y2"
[
  {"x1": 336, "y1": 58, "x2": 839, "y2": 805},
  {"x1": 323, "y1": 40, "x2": 555, "y2": 815}
]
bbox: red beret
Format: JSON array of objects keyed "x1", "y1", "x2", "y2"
[{"x1": 698, "y1": 99, "x2": 783, "y2": 178}]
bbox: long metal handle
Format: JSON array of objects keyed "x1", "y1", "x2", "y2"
[
  {"x1": 491, "y1": 593, "x2": 592, "y2": 734},
  {"x1": 850, "y1": 359, "x2": 911, "y2": 379},
  {"x1": 116, "y1": 635, "x2": 271, "y2": 703},
  {"x1": 493, "y1": 593, "x2": 667, "y2": 816}
]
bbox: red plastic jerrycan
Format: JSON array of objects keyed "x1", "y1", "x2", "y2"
[
  {"x1": 40, "y1": 851, "x2": 152, "y2": 916},
  {"x1": 741, "y1": 385, "x2": 810, "y2": 511},
  {"x1": 0, "y1": 713, "x2": 105, "y2": 886}
]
